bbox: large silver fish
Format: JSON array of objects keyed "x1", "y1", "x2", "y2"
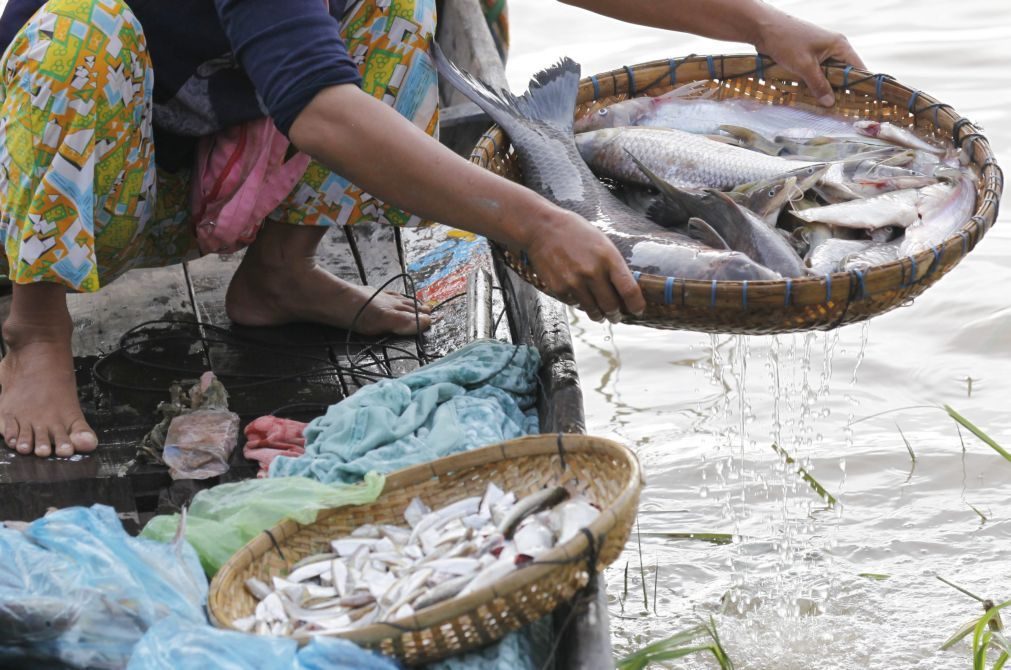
[
  {"x1": 432, "y1": 47, "x2": 779, "y2": 281},
  {"x1": 573, "y1": 81, "x2": 859, "y2": 139},
  {"x1": 629, "y1": 155, "x2": 809, "y2": 278},
  {"x1": 574, "y1": 126, "x2": 827, "y2": 191}
]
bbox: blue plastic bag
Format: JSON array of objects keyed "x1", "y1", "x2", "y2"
[
  {"x1": 0, "y1": 505, "x2": 206, "y2": 669},
  {"x1": 127, "y1": 617, "x2": 399, "y2": 670}
]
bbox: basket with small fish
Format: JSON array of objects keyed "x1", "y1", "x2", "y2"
[
  {"x1": 208, "y1": 434, "x2": 642, "y2": 664},
  {"x1": 436, "y1": 50, "x2": 1002, "y2": 334}
]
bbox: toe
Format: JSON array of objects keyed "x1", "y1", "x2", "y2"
[
  {"x1": 32, "y1": 424, "x2": 52, "y2": 458},
  {"x1": 69, "y1": 418, "x2": 98, "y2": 453},
  {"x1": 52, "y1": 425, "x2": 74, "y2": 458},
  {"x1": 1, "y1": 415, "x2": 18, "y2": 450},
  {"x1": 392, "y1": 312, "x2": 432, "y2": 336},
  {"x1": 16, "y1": 422, "x2": 32, "y2": 455}
]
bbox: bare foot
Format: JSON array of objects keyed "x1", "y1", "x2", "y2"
[
  {"x1": 225, "y1": 253, "x2": 432, "y2": 336},
  {"x1": 0, "y1": 321, "x2": 98, "y2": 458}
]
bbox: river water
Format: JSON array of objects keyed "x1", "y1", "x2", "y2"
[{"x1": 507, "y1": 1, "x2": 1010, "y2": 668}]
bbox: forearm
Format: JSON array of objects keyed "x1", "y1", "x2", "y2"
[
  {"x1": 559, "y1": 0, "x2": 777, "y2": 48},
  {"x1": 289, "y1": 84, "x2": 563, "y2": 252}
]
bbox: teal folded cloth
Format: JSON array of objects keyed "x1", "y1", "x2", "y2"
[{"x1": 269, "y1": 340, "x2": 541, "y2": 483}]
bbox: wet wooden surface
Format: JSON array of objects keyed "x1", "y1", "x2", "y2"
[{"x1": 0, "y1": 225, "x2": 427, "y2": 526}]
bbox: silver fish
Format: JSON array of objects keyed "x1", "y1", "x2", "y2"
[
  {"x1": 573, "y1": 81, "x2": 858, "y2": 139},
  {"x1": 575, "y1": 126, "x2": 826, "y2": 191},
  {"x1": 433, "y1": 46, "x2": 784, "y2": 282},
  {"x1": 793, "y1": 188, "x2": 921, "y2": 230},
  {"x1": 413, "y1": 574, "x2": 474, "y2": 610},
  {"x1": 900, "y1": 173, "x2": 977, "y2": 256},
  {"x1": 854, "y1": 120, "x2": 946, "y2": 156},
  {"x1": 630, "y1": 156, "x2": 808, "y2": 278},
  {"x1": 498, "y1": 486, "x2": 569, "y2": 538},
  {"x1": 806, "y1": 239, "x2": 876, "y2": 274},
  {"x1": 843, "y1": 243, "x2": 900, "y2": 271}
]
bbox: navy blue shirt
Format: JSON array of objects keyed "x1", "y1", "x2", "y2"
[{"x1": 0, "y1": 0, "x2": 362, "y2": 171}]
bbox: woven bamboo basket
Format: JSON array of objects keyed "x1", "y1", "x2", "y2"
[
  {"x1": 208, "y1": 434, "x2": 643, "y2": 665},
  {"x1": 471, "y1": 55, "x2": 1003, "y2": 334}
]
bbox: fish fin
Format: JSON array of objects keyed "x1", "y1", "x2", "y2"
[
  {"x1": 663, "y1": 80, "x2": 718, "y2": 100},
  {"x1": 622, "y1": 149, "x2": 694, "y2": 205},
  {"x1": 719, "y1": 125, "x2": 783, "y2": 156},
  {"x1": 687, "y1": 217, "x2": 731, "y2": 250},
  {"x1": 644, "y1": 199, "x2": 687, "y2": 228},
  {"x1": 432, "y1": 42, "x2": 579, "y2": 133}
]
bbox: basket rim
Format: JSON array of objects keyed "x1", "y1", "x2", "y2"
[
  {"x1": 473, "y1": 54, "x2": 1003, "y2": 314},
  {"x1": 208, "y1": 433, "x2": 644, "y2": 645}
]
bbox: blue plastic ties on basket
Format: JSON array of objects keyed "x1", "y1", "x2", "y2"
[
  {"x1": 741, "y1": 280, "x2": 749, "y2": 308},
  {"x1": 664, "y1": 276, "x2": 674, "y2": 305},
  {"x1": 928, "y1": 245, "x2": 942, "y2": 275},
  {"x1": 706, "y1": 55, "x2": 717, "y2": 80},
  {"x1": 959, "y1": 229, "x2": 970, "y2": 255},
  {"x1": 632, "y1": 270, "x2": 641, "y2": 283},
  {"x1": 851, "y1": 269, "x2": 866, "y2": 300},
  {"x1": 907, "y1": 255, "x2": 918, "y2": 286},
  {"x1": 590, "y1": 75, "x2": 600, "y2": 99},
  {"x1": 874, "y1": 74, "x2": 885, "y2": 101},
  {"x1": 824, "y1": 273, "x2": 833, "y2": 302},
  {"x1": 908, "y1": 89, "x2": 921, "y2": 113},
  {"x1": 783, "y1": 278, "x2": 793, "y2": 307},
  {"x1": 842, "y1": 65, "x2": 853, "y2": 90},
  {"x1": 755, "y1": 54, "x2": 765, "y2": 80},
  {"x1": 710, "y1": 279, "x2": 718, "y2": 307},
  {"x1": 668, "y1": 58, "x2": 678, "y2": 84},
  {"x1": 623, "y1": 65, "x2": 636, "y2": 95}
]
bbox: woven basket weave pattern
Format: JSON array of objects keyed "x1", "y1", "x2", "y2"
[
  {"x1": 471, "y1": 55, "x2": 1003, "y2": 334},
  {"x1": 209, "y1": 435, "x2": 643, "y2": 665}
]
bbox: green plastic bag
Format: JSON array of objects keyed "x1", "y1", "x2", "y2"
[{"x1": 141, "y1": 473, "x2": 385, "y2": 576}]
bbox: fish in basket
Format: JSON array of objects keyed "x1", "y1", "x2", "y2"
[
  {"x1": 434, "y1": 49, "x2": 1002, "y2": 334},
  {"x1": 208, "y1": 434, "x2": 643, "y2": 665}
]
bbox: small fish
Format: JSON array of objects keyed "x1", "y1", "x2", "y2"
[
  {"x1": 792, "y1": 188, "x2": 921, "y2": 230},
  {"x1": 900, "y1": 173, "x2": 977, "y2": 255},
  {"x1": 413, "y1": 574, "x2": 474, "y2": 610},
  {"x1": 245, "y1": 577, "x2": 272, "y2": 601},
  {"x1": 286, "y1": 559, "x2": 333, "y2": 584},
  {"x1": 408, "y1": 496, "x2": 481, "y2": 544},
  {"x1": 498, "y1": 487, "x2": 569, "y2": 539},
  {"x1": 806, "y1": 239, "x2": 876, "y2": 274},
  {"x1": 854, "y1": 120, "x2": 946, "y2": 156}
]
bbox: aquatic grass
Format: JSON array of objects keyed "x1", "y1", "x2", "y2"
[
  {"x1": 852, "y1": 405, "x2": 1008, "y2": 464},
  {"x1": 858, "y1": 573, "x2": 890, "y2": 581},
  {"x1": 896, "y1": 423, "x2": 916, "y2": 462},
  {"x1": 635, "y1": 514, "x2": 649, "y2": 612},
  {"x1": 616, "y1": 617, "x2": 733, "y2": 670},
  {"x1": 644, "y1": 531, "x2": 735, "y2": 545},
  {"x1": 945, "y1": 405, "x2": 1011, "y2": 463},
  {"x1": 972, "y1": 600, "x2": 1010, "y2": 670},
  {"x1": 770, "y1": 443, "x2": 838, "y2": 506},
  {"x1": 968, "y1": 502, "x2": 989, "y2": 524}
]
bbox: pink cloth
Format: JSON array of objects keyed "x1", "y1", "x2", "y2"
[
  {"x1": 190, "y1": 117, "x2": 311, "y2": 254},
  {"x1": 243, "y1": 416, "x2": 307, "y2": 477}
]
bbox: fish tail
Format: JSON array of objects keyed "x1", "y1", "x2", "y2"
[{"x1": 432, "y1": 42, "x2": 580, "y2": 134}]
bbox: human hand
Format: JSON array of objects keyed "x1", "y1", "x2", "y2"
[
  {"x1": 524, "y1": 211, "x2": 646, "y2": 323},
  {"x1": 753, "y1": 8, "x2": 866, "y2": 108}
]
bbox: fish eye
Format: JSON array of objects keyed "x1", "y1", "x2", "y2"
[
  {"x1": 768, "y1": 189, "x2": 776, "y2": 197},
  {"x1": 597, "y1": 108, "x2": 608, "y2": 116}
]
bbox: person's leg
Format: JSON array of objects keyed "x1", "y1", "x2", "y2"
[
  {"x1": 225, "y1": 0, "x2": 439, "y2": 335},
  {"x1": 0, "y1": 0, "x2": 157, "y2": 456}
]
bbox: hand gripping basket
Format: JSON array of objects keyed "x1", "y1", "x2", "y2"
[
  {"x1": 472, "y1": 55, "x2": 1003, "y2": 334},
  {"x1": 208, "y1": 434, "x2": 643, "y2": 665}
]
